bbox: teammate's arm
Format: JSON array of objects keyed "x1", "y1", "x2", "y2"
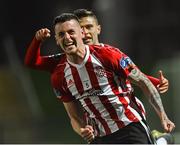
[
  {"x1": 106, "y1": 45, "x2": 169, "y2": 94},
  {"x1": 128, "y1": 68, "x2": 175, "y2": 133},
  {"x1": 35, "y1": 28, "x2": 51, "y2": 41},
  {"x1": 24, "y1": 28, "x2": 60, "y2": 71},
  {"x1": 63, "y1": 101, "x2": 94, "y2": 143}
]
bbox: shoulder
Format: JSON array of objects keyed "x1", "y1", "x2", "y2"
[
  {"x1": 103, "y1": 44, "x2": 122, "y2": 53},
  {"x1": 51, "y1": 56, "x2": 67, "y2": 84},
  {"x1": 89, "y1": 44, "x2": 123, "y2": 58},
  {"x1": 88, "y1": 45, "x2": 125, "y2": 68}
]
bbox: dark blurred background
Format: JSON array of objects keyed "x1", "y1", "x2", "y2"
[{"x1": 0, "y1": 0, "x2": 180, "y2": 143}]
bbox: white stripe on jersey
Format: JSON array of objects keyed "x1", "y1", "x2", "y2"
[
  {"x1": 114, "y1": 96, "x2": 134, "y2": 126},
  {"x1": 135, "y1": 97, "x2": 146, "y2": 119},
  {"x1": 76, "y1": 56, "x2": 120, "y2": 135},
  {"x1": 91, "y1": 54, "x2": 138, "y2": 127},
  {"x1": 81, "y1": 97, "x2": 116, "y2": 137},
  {"x1": 124, "y1": 97, "x2": 142, "y2": 121},
  {"x1": 90, "y1": 54, "x2": 112, "y2": 94},
  {"x1": 77, "y1": 66, "x2": 92, "y2": 91},
  {"x1": 90, "y1": 54, "x2": 125, "y2": 134},
  {"x1": 80, "y1": 100, "x2": 102, "y2": 136}
]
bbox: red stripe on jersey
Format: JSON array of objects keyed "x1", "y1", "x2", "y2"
[
  {"x1": 118, "y1": 96, "x2": 139, "y2": 122},
  {"x1": 52, "y1": 64, "x2": 75, "y2": 102},
  {"x1": 86, "y1": 55, "x2": 125, "y2": 130},
  {"x1": 99, "y1": 96, "x2": 125, "y2": 128},
  {"x1": 94, "y1": 119, "x2": 101, "y2": 137},
  {"x1": 84, "y1": 98, "x2": 111, "y2": 135},
  {"x1": 92, "y1": 48, "x2": 140, "y2": 124},
  {"x1": 85, "y1": 56, "x2": 112, "y2": 135},
  {"x1": 102, "y1": 76, "x2": 128, "y2": 127},
  {"x1": 84, "y1": 111, "x2": 101, "y2": 137},
  {"x1": 137, "y1": 101, "x2": 146, "y2": 117},
  {"x1": 90, "y1": 51, "x2": 126, "y2": 128},
  {"x1": 70, "y1": 66, "x2": 84, "y2": 95}
]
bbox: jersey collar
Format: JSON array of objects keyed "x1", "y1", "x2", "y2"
[{"x1": 67, "y1": 45, "x2": 90, "y2": 68}]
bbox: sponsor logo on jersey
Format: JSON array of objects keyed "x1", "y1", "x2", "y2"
[
  {"x1": 80, "y1": 88, "x2": 103, "y2": 99},
  {"x1": 87, "y1": 88, "x2": 103, "y2": 96}
]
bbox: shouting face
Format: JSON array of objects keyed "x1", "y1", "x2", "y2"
[{"x1": 55, "y1": 19, "x2": 84, "y2": 55}]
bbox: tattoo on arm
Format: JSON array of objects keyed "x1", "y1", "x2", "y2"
[{"x1": 128, "y1": 68, "x2": 165, "y2": 114}]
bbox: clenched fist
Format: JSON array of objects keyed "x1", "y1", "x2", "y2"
[
  {"x1": 35, "y1": 28, "x2": 51, "y2": 41},
  {"x1": 80, "y1": 125, "x2": 94, "y2": 143}
]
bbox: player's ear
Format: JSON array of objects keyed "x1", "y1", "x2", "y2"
[
  {"x1": 81, "y1": 28, "x2": 85, "y2": 38},
  {"x1": 97, "y1": 24, "x2": 101, "y2": 35},
  {"x1": 55, "y1": 35, "x2": 59, "y2": 45}
]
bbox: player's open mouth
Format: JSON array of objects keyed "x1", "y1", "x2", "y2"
[{"x1": 64, "y1": 42, "x2": 75, "y2": 47}]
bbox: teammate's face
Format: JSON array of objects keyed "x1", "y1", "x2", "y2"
[
  {"x1": 79, "y1": 16, "x2": 101, "y2": 45},
  {"x1": 54, "y1": 19, "x2": 84, "y2": 55}
]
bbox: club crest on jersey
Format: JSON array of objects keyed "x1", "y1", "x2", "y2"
[
  {"x1": 120, "y1": 57, "x2": 134, "y2": 69},
  {"x1": 94, "y1": 66, "x2": 107, "y2": 78}
]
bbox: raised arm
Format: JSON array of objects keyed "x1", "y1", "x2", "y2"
[
  {"x1": 24, "y1": 28, "x2": 60, "y2": 71},
  {"x1": 128, "y1": 68, "x2": 175, "y2": 133}
]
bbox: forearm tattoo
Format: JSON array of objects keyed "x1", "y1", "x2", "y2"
[{"x1": 129, "y1": 68, "x2": 165, "y2": 114}]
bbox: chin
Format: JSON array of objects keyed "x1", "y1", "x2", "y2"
[
  {"x1": 86, "y1": 42, "x2": 93, "y2": 45},
  {"x1": 84, "y1": 40, "x2": 93, "y2": 45},
  {"x1": 66, "y1": 47, "x2": 77, "y2": 54}
]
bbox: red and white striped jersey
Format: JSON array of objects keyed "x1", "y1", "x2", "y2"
[
  {"x1": 24, "y1": 38, "x2": 147, "y2": 122},
  {"x1": 126, "y1": 81, "x2": 146, "y2": 119},
  {"x1": 52, "y1": 45, "x2": 143, "y2": 137}
]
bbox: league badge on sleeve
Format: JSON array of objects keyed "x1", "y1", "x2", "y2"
[{"x1": 120, "y1": 57, "x2": 135, "y2": 70}]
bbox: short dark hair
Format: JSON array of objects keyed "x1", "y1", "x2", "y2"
[
  {"x1": 73, "y1": 9, "x2": 99, "y2": 24},
  {"x1": 53, "y1": 13, "x2": 80, "y2": 26}
]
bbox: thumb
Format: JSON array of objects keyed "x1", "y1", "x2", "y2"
[
  {"x1": 80, "y1": 128, "x2": 85, "y2": 132},
  {"x1": 158, "y1": 70, "x2": 164, "y2": 83}
]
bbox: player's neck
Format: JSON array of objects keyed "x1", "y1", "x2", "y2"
[
  {"x1": 94, "y1": 40, "x2": 100, "y2": 45},
  {"x1": 67, "y1": 45, "x2": 86, "y2": 64}
]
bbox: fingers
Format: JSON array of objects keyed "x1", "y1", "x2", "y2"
[
  {"x1": 164, "y1": 121, "x2": 175, "y2": 133},
  {"x1": 157, "y1": 82, "x2": 168, "y2": 93},
  {"x1": 157, "y1": 70, "x2": 169, "y2": 94},
  {"x1": 158, "y1": 70, "x2": 164, "y2": 83},
  {"x1": 81, "y1": 130, "x2": 94, "y2": 143},
  {"x1": 161, "y1": 115, "x2": 175, "y2": 133},
  {"x1": 35, "y1": 28, "x2": 51, "y2": 41},
  {"x1": 80, "y1": 125, "x2": 94, "y2": 143},
  {"x1": 85, "y1": 125, "x2": 94, "y2": 131}
]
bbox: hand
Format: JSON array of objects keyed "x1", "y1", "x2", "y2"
[
  {"x1": 35, "y1": 28, "x2": 51, "y2": 41},
  {"x1": 80, "y1": 125, "x2": 94, "y2": 143},
  {"x1": 157, "y1": 70, "x2": 169, "y2": 94},
  {"x1": 160, "y1": 112, "x2": 175, "y2": 133}
]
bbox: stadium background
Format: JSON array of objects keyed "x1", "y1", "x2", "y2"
[{"x1": 0, "y1": 0, "x2": 180, "y2": 143}]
